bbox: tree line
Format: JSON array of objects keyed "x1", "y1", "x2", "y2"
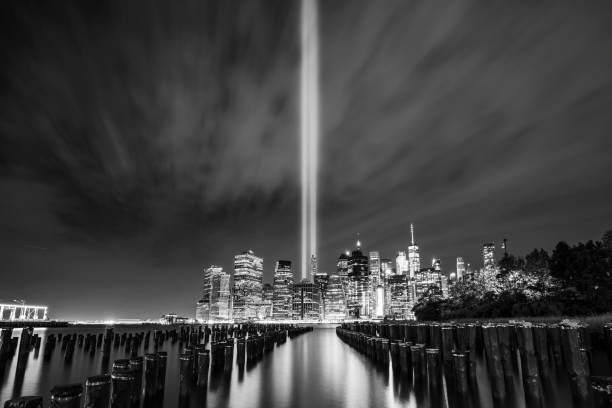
[{"x1": 412, "y1": 230, "x2": 612, "y2": 320}]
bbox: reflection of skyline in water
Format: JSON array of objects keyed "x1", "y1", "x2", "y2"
[{"x1": 0, "y1": 327, "x2": 593, "y2": 408}]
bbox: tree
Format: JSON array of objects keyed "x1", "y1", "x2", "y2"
[{"x1": 603, "y1": 230, "x2": 612, "y2": 252}]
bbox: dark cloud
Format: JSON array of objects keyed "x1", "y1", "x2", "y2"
[{"x1": 1, "y1": 0, "x2": 612, "y2": 319}]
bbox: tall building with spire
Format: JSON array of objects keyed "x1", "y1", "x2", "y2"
[
  {"x1": 347, "y1": 235, "x2": 369, "y2": 318},
  {"x1": 408, "y1": 223, "x2": 420, "y2": 278}
]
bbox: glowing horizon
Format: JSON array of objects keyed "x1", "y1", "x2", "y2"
[{"x1": 300, "y1": 0, "x2": 319, "y2": 282}]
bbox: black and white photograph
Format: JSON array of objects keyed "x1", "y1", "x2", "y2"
[{"x1": 1, "y1": 0, "x2": 612, "y2": 407}]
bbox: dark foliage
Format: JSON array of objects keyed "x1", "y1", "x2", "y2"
[{"x1": 413, "y1": 230, "x2": 612, "y2": 320}]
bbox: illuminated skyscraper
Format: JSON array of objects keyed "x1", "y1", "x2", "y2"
[
  {"x1": 396, "y1": 251, "x2": 408, "y2": 275},
  {"x1": 324, "y1": 274, "x2": 347, "y2": 319},
  {"x1": 414, "y1": 267, "x2": 443, "y2": 301},
  {"x1": 293, "y1": 279, "x2": 320, "y2": 320},
  {"x1": 272, "y1": 260, "x2": 293, "y2": 320},
  {"x1": 432, "y1": 257, "x2": 441, "y2": 271},
  {"x1": 456, "y1": 257, "x2": 466, "y2": 279},
  {"x1": 386, "y1": 274, "x2": 411, "y2": 319},
  {"x1": 262, "y1": 283, "x2": 274, "y2": 318},
  {"x1": 313, "y1": 272, "x2": 329, "y2": 318},
  {"x1": 201, "y1": 266, "x2": 231, "y2": 321},
  {"x1": 348, "y1": 238, "x2": 369, "y2": 318},
  {"x1": 233, "y1": 250, "x2": 264, "y2": 320},
  {"x1": 380, "y1": 258, "x2": 394, "y2": 278},
  {"x1": 483, "y1": 243, "x2": 496, "y2": 274},
  {"x1": 368, "y1": 251, "x2": 382, "y2": 317},
  {"x1": 310, "y1": 255, "x2": 318, "y2": 280},
  {"x1": 408, "y1": 223, "x2": 420, "y2": 278},
  {"x1": 336, "y1": 253, "x2": 349, "y2": 279}
]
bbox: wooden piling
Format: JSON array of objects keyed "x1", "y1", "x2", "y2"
[
  {"x1": 482, "y1": 325, "x2": 506, "y2": 401},
  {"x1": 426, "y1": 348, "x2": 441, "y2": 392},
  {"x1": 516, "y1": 326, "x2": 543, "y2": 408},
  {"x1": 197, "y1": 350, "x2": 210, "y2": 387},
  {"x1": 50, "y1": 384, "x2": 83, "y2": 408},
  {"x1": 111, "y1": 369, "x2": 135, "y2": 408},
  {"x1": 561, "y1": 327, "x2": 592, "y2": 407},
  {"x1": 84, "y1": 375, "x2": 111, "y2": 408},
  {"x1": 3, "y1": 396, "x2": 43, "y2": 408},
  {"x1": 143, "y1": 354, "x2": 158, "y2": 402},
  {"x1": 179, "y1": 353, "x2": 192, "y2": 397},
  {"x1": 453, "y1": 353, "x2": 468, "y2": 398}
]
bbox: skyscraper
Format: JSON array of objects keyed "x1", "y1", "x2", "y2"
[
  {"x1": 262, "y1": 283, "x2": 274, "y2": 319},
  {"x1": 310, "y1": 255, "x2": 318, "y2": 280},
  {"x1": 292, "y1": 279, "x2": 320, "y2": 320},
  {"x1": 336, "y1": 252, "x2": 349, "y2": 279},
  {"x1": 386, "y1": 274, "x2": 411, "y2": 319},
  {"x1": 432, "y1": 257, "x2": 441, "y2": 271},
  {"x1": 324, "y1": 274, "x2": 347, "y2": 320},
  {"x1": 272, "y1": 260, "x2": 293, "y2": 320},
  {"x1": 483, "y1": 242, "x2": 496, "y2": 274},
  {"x1": 408, "y1": 223, "x2": 420, "y2": 278},
  {"x1": 200, "y1": 266, "x2": 231, "y2": 321},
  {"x1": 368, "y1": 251, "x2": 382, "y2": 318},
  {"x1": 380, "y1": 258, "x2": 394, "y2": 278},
  {"x1": 347, "y1": 238, "x2": 369, "y2": 318},
  {"x1": 313, "y1": 272, "x2": 329, "y2": 318},
  {"x1": 396, "y1": 251, "x2": 408, "y2": 275},
  {"x1": 233, "y1": 250, "x2": 264, "y2": 320},
  {"x1": 456, "y1": 257, "x2": 466, "y2": 279}
]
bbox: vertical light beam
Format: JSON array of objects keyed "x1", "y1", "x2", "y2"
[{"x1": 300, "y1": 0, "x2": 319, "y2": 281}]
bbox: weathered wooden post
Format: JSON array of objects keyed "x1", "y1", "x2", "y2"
[
  {"x1": 143, "y1": 354, "x2": 158, "y2": 403},
  {"x1": 453, "y1": 353, "x2": 469, "y2": 400},
  {"x1": 426, "y1": 348, "x2": 441, "y2": 392},
  {"x1": 389, "y1": 342, "x2": 400, "y2": 371},
  {"x1": 516, "y1": 325, "x2": 543, "y2": 408},
  {"x1": 156, "y1": 351, "x2": 167, "y2": 399},
  {"x1": 84, "y1": 375, "x2": 111, "y2": 408},
  {"x1": 398, "y1": 343, "x2": 409, "y2": 375},
  {"x1": 128, "y1": 356, "x2": 143, "y2": 404},
  {"x1": 3, "y1": 396, "x2": 43, "y2": 408},
  {"x1": 560, "y1": 327, "x2": 592, "y2": 407},
  {"x1": 50, "y1": 384, "x2": 83, "y2": 408},
  {"x1": 179, "y1": 353, "x2": 192, "y2": 398},
  {"x1": 224, "y1": 344, "x2": 233, "y2": 371},
  {"x1": 496, "y1": 325, "x2": 514, "y2": 383},
  {"x1": 532, "y1": 325, "x2": 550, "y2": 378},
  {"x1": 440, "y1": 326, "x2": 455, "y2": 373},
  {"x1": 547, "y1": 325, "x2": 562, "y2": 368},
  {"x1": 197, "y1": 350, "x2": 210, "y2": 387},
  {"x1": 482, "y1": 325, "x2": 506, "y2": 401},
  {"x1": 111, "y1": 369, "x2": 134, "y2": 408}
]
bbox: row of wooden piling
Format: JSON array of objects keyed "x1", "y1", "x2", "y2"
[
  {"x1": 337, "y1": 321, "x2": 610, "y2": 408},
  {"x1": 3, "y1": 323, "x2": 313, "y2": 407}
]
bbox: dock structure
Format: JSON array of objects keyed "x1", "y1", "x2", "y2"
[{"x1": 0, "y1": 304, "x2": 48, "y2": 321}]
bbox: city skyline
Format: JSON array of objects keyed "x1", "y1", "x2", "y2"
[{"x1": 2, "y1": 0, "x2": 612, "y2": 320}]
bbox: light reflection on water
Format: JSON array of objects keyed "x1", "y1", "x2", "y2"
[{"x1": 0, "y1": 327, "x2": 589, "y2": 408}]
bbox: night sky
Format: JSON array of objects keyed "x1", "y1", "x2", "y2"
[{"x1": 1, "y1": 0, "x2": 612, "y2": 320}]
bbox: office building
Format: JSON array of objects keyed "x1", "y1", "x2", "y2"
[
  {"x1": 233, "y1": 250, "x2": 264, "y2": 320},
  {"x1": 272, "y1": 260, "x2": 293, "y2": 320},
  {"x1": 293, "y1": 279, "x2": 320, "y2": 320}
]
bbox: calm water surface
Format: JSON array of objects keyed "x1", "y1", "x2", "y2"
[{"x1": 0, "y1": 327, "x2": 596, "y2": 408}]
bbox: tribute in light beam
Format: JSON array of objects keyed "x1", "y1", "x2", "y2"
[{"x1": 300, "y1": 0, "x2": 319, "y2": 281}]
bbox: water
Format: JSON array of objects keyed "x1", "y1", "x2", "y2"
[{"x1": 0, "y1": 327, "x2": 604, "y2": 407}]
